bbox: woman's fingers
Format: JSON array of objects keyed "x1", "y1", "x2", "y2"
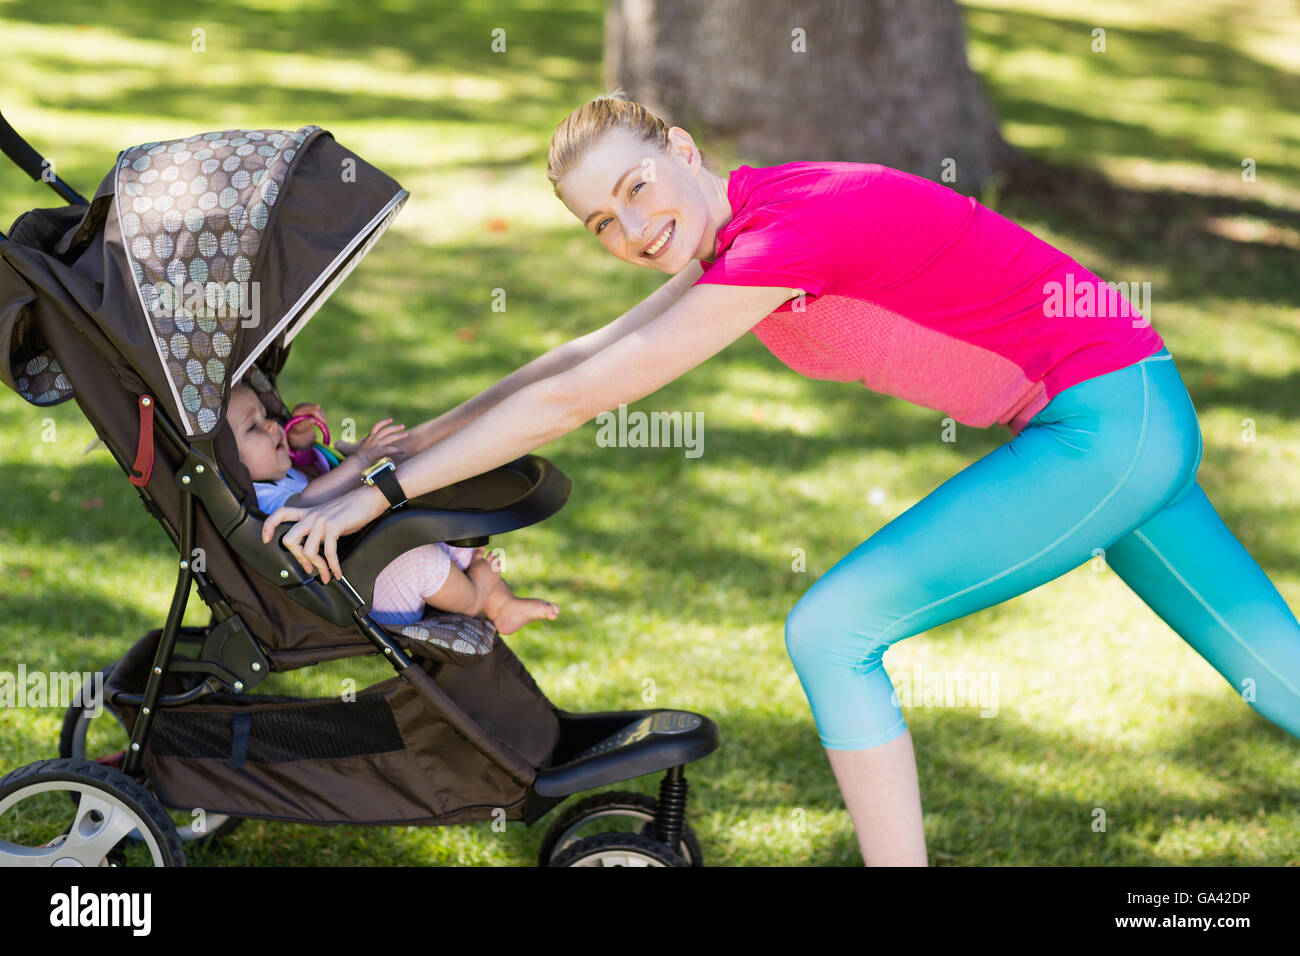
[
  {"x1": 301, "y1": 518, "x2": 330, "y2": 583},
  {"x1": 325, "y1": 530, "x2": 342, "y2": 582},
  {"x1": 282, "y1": 520, "x2": 316, "y2": 575},
  {"x1": 262, "y1": 506, "x2": 304, "y2": 543},
  {"x1": 262, "y1": 490, "x2": 379, "y2": 585}
]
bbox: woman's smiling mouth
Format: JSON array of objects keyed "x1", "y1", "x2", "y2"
[{"x1": 641, "y1": 220, "x2": 675, "y2": 258}]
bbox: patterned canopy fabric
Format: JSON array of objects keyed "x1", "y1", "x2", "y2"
[
  {"x1": 2, "y1": 125, "x2": 408, "y2": 438},
  {"x1": 117, "y1": 127, "x2": 313, "y2": 435}
]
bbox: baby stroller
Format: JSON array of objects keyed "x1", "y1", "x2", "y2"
[{"x1": 0, "y1": 113, "x2": 719, "y2": 867}]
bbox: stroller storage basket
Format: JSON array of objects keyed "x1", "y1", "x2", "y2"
[{"x1": 106, "y1": 627, "x2": 557, "y2": 826}]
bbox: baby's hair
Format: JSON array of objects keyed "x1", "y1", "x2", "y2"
[
  {"x1": 228, "y1": 381, "x2": 263, "y2": 415},
  {"x1": 546, "y1": 88, "x2": 717, "y2": 197}
]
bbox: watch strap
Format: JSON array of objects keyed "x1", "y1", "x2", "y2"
[{"x1": 365, "y1": 460, "x2": 408, "y2": 510}]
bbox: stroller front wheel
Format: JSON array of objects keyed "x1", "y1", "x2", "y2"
[
  {"x1": 0, "y1": 758, "x2": 186, "y2": 867},
  {"x1": 548, "y1": 831, "x2": 689, "y2": 867},
  {"x1": 538, "y1": 790, "x2": 703, "y2": 866}
]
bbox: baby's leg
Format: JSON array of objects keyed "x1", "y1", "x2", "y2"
[{"x1": 371, "y1": 545, "x2": 492, "y2": 624}]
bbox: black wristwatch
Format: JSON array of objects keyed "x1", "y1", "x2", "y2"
[{"x1": 360, "y1": 456, "x2": 408, "y2": 510}]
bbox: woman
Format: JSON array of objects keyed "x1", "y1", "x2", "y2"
[{"x1": 263, "y1": 92, "x2": 1300, "y2": 866}]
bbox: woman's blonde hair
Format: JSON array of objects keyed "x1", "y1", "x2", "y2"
[{"x1": 546, "y1": 89, "x2": 717, "y2": 197}]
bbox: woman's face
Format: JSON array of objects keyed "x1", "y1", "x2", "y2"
[{"x1": 559, "y1": 127, "x2": 719, "y2": 274}]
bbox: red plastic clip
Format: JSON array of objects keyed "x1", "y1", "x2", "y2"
[{"x1": 128, "y1": 394, "x2": 155, "y2": 486}]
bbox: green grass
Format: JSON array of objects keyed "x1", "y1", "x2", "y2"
[{"x1": 1, "y1": 0, "x2": 1298, "y2": 866}]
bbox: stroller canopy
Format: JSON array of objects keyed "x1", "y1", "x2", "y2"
[{"x1": 2, "y1": 124, "x2": 408, "y2": 438}]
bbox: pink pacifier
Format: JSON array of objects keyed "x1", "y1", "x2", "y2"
[{"x1": 283, "y1": 412, "x2": 336, "y2": 472}]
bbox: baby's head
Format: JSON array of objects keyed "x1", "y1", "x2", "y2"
[{"x1": 229, "y1": 382, "x2": 292, "y2": 482}]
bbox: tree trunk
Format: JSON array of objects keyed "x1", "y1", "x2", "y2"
[{"x1": 605, "y1": 0, "x2": 1016, "y2": 190}]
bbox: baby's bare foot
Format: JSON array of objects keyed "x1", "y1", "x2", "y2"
[{"x1": 489, "y1": 597, "x2": 560, "y2": 636}]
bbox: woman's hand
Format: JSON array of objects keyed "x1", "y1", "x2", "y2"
[
  {"x1": 261, "y1": 484, "x2": 389, "y2": 583},
  {"x1": 353, "y1": 418, "x2": 407, "y2": 468},
  {"x1": 286, "y1": 402, "x2": 325, "y2": 450}
]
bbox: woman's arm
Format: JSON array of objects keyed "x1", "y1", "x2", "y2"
[
  {"x1": 286, "y1": 419, "x2": 408, "y2": 507},
  {"x1": 399, "y1": 260, "x2": 706, "y2": 454},
  {"x1": 262, "y1": 280, "x2": 793, "y2": 582}
]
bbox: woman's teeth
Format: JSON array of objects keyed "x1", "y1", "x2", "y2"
[{"x1": 643, "y1": 220, "x2": 674, "y2": 256}]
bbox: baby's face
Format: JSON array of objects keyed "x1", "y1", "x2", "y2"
[{"x1": 229, "y1": 385, "x2": 292, "y2": 481}]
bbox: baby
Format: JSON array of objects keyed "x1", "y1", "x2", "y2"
[{"x1": 228, "y1": 382, "x2": 560, "y2": 635}]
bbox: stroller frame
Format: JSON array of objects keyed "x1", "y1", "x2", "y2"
[{"x1": 0, "y1": 111, "x2": 720, "y2": 867}]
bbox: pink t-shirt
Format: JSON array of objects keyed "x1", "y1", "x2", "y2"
[{"x1": 693, "y1": 162, "x2": 1164, "y2": 435}]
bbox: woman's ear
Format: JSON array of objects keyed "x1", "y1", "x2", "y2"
[{"x1": 667, "y1": 127, "x2": 703, "y2": 176}]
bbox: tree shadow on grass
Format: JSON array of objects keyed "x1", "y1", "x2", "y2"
[
  {"x1": 999, "y1": 152, "x2": 1300, "y2": 307},
  {"x1": 0, "y1": 0, "x2": 605, "y2": 79},
  {"x1": 964, "y1": 3, "x2": 1300, "y2": 160}
]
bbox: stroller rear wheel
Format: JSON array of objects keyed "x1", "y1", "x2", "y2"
[
  {"x1": 0, "y1": 758, "x2": 186, "y2": 867},
  {"x1": 58, "y1": 666, "x2": 242, "y2": 844},
  {"x1": 538, "y1": 790, "x2": 703, "y2": 866},
  {"x1": 548, "y1": 831, "x2": 689, "y2": 867}
]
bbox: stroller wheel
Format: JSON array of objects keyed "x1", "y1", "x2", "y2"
[
  {"x1": 538, "y1": 791, "x2": 703, "y2": 866},
  {"x1": 58, "y1": 672, "x2": 242, "y2": 845},
  {"x1": 0, "y1": 758, "x2": 186, "y2": 867},
  {"x1": 548, "y1": 831, "x2": 689, "y2": 867}
]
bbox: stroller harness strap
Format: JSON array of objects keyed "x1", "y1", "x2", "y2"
[{"x1": 128, "y1": 393, "x2": 155, "y2": 486}]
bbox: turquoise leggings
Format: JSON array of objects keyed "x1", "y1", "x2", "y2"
[{"x1": 786, "y1": 347, "x2": 1300, "y2": 749}]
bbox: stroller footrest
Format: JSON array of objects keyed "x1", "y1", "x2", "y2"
[
  {"x1": 377, "y1": 611, "x2": 496, "y2": 667},
  {"x1": 532, "y1": 711, "x2": 720, "y2": 797}
]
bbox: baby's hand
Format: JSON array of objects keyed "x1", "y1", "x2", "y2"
[
  {"x1": 354, "y1": 418, "x2": 408, "y2": 468},
  {"x1": 287, "y1": 402, "x2": 325, "y2": 450}
]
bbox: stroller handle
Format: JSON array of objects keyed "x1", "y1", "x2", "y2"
[{"x1": 0, "y1": 108, "x2": 89, "y2": 207}]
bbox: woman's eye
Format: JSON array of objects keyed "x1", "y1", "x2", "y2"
[
  {"x1": 596, "y1": 217, "x2": 612, "y2": 234},
  {"x1": 631, "y1": 181, "x2": 644, "y2": 196}
]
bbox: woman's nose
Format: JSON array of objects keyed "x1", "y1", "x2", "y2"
[{"x1": 628, "y1": 216, "x2": 650, "y2": 244}]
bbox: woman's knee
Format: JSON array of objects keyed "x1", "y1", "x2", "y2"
[
  {"x1": 783, "y1": 596, "x2": 821, "y2": 668},
  {"x1": 784, "y1": 583, "x2": 885, "y2": 674}
]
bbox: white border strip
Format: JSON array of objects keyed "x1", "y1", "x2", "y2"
[{"x1": 231, "y1": 188, "x2": 409, "y2": 386}]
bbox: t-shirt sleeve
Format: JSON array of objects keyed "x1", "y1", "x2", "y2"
[
  {"x1": 252, "y1": 468, "x2": 308, "y2": 514},
  {"x1": 693, "y1": 212, "x2": 829, "y2": 298}
]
